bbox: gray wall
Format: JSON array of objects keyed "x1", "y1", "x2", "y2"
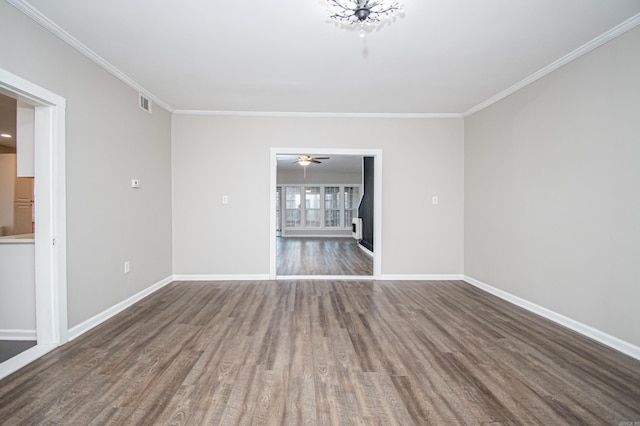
[
  {"x1": 0, "y1": 2, "x2": 173, "y2": 328},
  {"x1": 172, "y1": 114, "x2": 464, "y2": 276},
  {"x1": 464, "y1": 27, "x2": 640, "y2": 346},
  {"x1": 7, "y1": 0, "x2": 636, "y2": 353}
]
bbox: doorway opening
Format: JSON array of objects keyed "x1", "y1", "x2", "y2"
[
  {"x1": 269, "y1": 148, "x2": 382, "y2": 280},
  {"x1": 0, "y1": 68, "x2": 67, "y2": 380}
]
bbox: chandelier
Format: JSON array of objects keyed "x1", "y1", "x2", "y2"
[{"x1": 325, "y1": 0, "x2": 403, "y2": 27}]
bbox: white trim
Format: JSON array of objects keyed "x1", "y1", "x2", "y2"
[
  {"x1": 270, "y1": 149, "x2": 278, "y2": 279},
  {"x1": 8, "y1": 0, "x2": 638, "y2": 119},
  {"x1": 0, "y1": 70, "x2": 65, "y2": 107},
  {"x1": 0, "y1": 329, "x2": 37, "y2": 341},
  {"x1": 67, "y1": 276, "x2": 173, "y2": 341},
  {"x1": 270, "y1": 148, "x2": 383, "y2": 280},
  {"x1": 381, "y1": 274, "x2": 464, "y2": 281},
  {"x1": 463, "y1": 13, "x2": 640, "y2": 117},
  {"x1": 173, "y1": 110, "x2": 463, "y2": 119},
  {"x1": 6, "y1": 0, "x2": 173, "y2": 113},
  {"x1": 276, "y1": 275, "x2": 373, "y2": 281},
  {"x1": 372, "y1": 153, "x2": 382, "y2": 278},
  {"x1": 281, "y1": 234, "x2": 353, "y2": 238},
  {"x1": 0, "y1": 344, "x2": 56, "y2": 381},
  {"x1": 34, "y1": 104, "x2": 68, "y2": 345},
  {"x1": 358, "y1": 243, "x2": 374, "y2": 258},
  {"x1": 173, "y1": 274, "x2": 271, "y2": 281},
  {"x1": 463, "y1": 275, "x2": 640, "y2": 361}
]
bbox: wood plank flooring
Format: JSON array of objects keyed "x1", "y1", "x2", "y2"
[
  {"x1": 277, "y1": 237, "x2": 373, "y2": 276},
  {"x1": 1, "y1": 280, "x2": 639, "y2": 425}
]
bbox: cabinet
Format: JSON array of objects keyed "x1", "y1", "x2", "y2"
[{"x1": 13, "y1": 177, "x2": 33, "y2": 235}]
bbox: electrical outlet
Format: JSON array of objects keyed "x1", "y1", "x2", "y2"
[
  {"x1": 124, "y1": 261, "x2": 130, "y2": 274},
  {"x1": 432, "y1": 196, "x2": 439, "y2": 205}
]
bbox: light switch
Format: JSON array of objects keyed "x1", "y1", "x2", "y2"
[
  {"x1": 222, "y1": 195, "x2": 229, "y2": 204},
  {"x1": 432, "y1": 196, "x2": 438, "y2": 205}
]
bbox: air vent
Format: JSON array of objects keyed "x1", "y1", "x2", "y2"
[{"x1": 139, "y1": 93, "x2": 152, "y2": 114}]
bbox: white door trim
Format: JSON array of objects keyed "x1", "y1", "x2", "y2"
[
  {"x1": 270, "y1": 147, "x2": 382, "y2": 279},
  {"x1": 0, "y1": 67, "x2": 67, "y2": 380}
]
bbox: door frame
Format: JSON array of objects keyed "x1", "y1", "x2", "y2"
[
  {"x1": 269, "y1": 147, "x2": 382, "y2": 279},
  {"x1": 0, "y1": 67, "x2": 67, "y2": 380}
]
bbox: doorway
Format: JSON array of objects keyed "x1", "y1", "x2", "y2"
[
  {"x1": 269, "y1": 148, "x2": 382, "y2": 280},
  {"x1": 0, "y1": 68, "x2": 67, "y2": 380},
  {"x1": 0, "y1": 93, "x2": 37, "y2": 363}
]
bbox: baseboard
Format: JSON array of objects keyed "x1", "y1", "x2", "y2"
[
  {"x1": 172, "y1": 274, "x2": 271, "y2": 281},
  {"x1": 463, "y1": 275, "x2": 640, "y2": 361},
  {"x1": 276, "y1": 275, "x2": 374, "y2": 281},
  {"x1": 67, "y1": 275, "x2": 173, "y2": 341},
  {"x1": 280, "y1": 235, "x2": 352, "y2": 238},
  {"x1": 0, "y1": 329, "x2": 37, "y2": 341},
  {"x1": 358, "y1": 244, "x2": 374, "y2": 258},
  {"x1": 380, "y1": 274, "x2": 464, "y2": 281}
]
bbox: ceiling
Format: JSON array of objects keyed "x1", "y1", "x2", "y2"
[
  {"x1": 277, "y1": 155, "x2": 362, "y2": 175},
  {"x1": 0, "y1": 92, "x2": 16, "y2": 148},
  {"x1": 13, "y1": 0, "x2": 640, "y2": 114}
]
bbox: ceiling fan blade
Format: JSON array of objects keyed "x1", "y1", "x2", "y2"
[
  {"x1": 313, "y1": 157, "x2": 330, "y2": 160},
  {"x1": 311, "y1": 159, "x2": 322, "y2": 163}
]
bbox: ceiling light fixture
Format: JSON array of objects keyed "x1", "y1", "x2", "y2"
[
  {"x1": 298, "y1": 159, "x2": 312, "y2": 167},
  {"x1": 325, "y1": 0, "x2": 403, "y2": 28}
]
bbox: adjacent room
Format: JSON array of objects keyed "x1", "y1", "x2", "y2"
[
  {"x1": 0, "y1": 0, "x2": 639, "y2": 423},
  {"x1": 0, "y1": 92, "x2": 37, "y2": 363},
  {"x1": 275, "y1": 153, "x2": 373, "y2": 277}
]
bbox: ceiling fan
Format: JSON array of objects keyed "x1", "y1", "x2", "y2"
[{"x1": 293, "y1": 155, "x2": 330, "y2": 166}]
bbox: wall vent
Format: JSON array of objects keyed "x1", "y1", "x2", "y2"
[{"x1": 139, "y1": 93, "x2": 152, "y2": 114}]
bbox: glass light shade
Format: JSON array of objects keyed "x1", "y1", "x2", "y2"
[{"x1": 325, "y1": 0, "x2": 403, "y2": 26}]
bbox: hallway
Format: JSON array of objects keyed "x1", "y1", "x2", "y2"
[{"x1": 276, "y1": 237, "x2": 373, "y2": 276}]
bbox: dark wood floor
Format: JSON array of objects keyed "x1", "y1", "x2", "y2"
[
  {"x1": 277, "y1": 237, "x2": 373, "y2": 276},
  {"x1": 0, "y1": 340, "x2": 37, "y2": 363},
  {"x1": 1, "y1": 280, "x2": 639, "y2": 425}
]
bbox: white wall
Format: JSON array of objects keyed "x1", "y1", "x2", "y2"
[
  {"x1": 172, "y1": 114, "x2": 464, "y2": 276},
  {"x1": 0, "y1": 242, "x2": 35, "y2": 335},
  {"x1": 0, "y1": 2, "x2": 173, "y2": 328},
  {"x1": 465, "y1": 27, "x2": 640, "y2": 346}
]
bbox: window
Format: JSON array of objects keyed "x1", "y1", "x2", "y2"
[
  {"x1": 280, "y1": 184, "x2": 361, "y2": 231},
  {"x1": 324, "y1": 187, "x2": 340, "y2": 227},
  {"x1": 305, "y1": 187, "x2": 321, "y2": 227},
  {"x1": 285, "y1": 187, "x2": 301, "y2": 227},
  {"x1": 344, "y1": 186, "x2": 360, "y2": 227}
]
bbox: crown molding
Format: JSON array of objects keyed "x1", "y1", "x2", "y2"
[
  {"x1": 463, "y1": 12, "x2": 640, "y2": 117},
  {"x1": 9, "y1": 0, "x2": 638, "y2": 119},
  {"x1": 172, "y1": 110, "x2": 463, "y2": 119},
  {"x1": 7, "y1": 0, "x2": 174, "y2": 113}
]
